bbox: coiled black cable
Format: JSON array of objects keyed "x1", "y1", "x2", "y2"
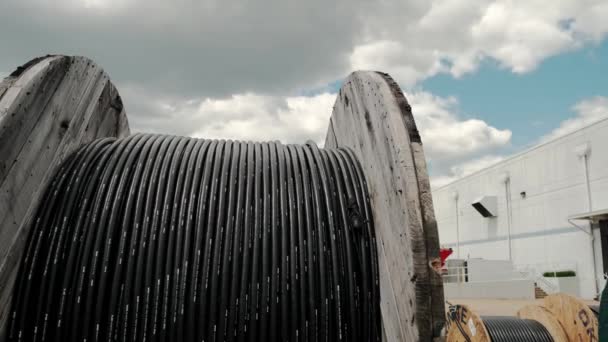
[
  {"x1": 481, "y1": 316, "x2": 553, "y2": 342},
  {"x1": 8, "y1": 134, "x2": 381, "y2": 342}
]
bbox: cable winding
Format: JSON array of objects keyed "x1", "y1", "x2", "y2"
[
  {"x1": 481, "y1": 316, "x2": 553, "y2": 342},
  {"x1": 8, "y1": 134, "x2": 381, "y2": 342}
]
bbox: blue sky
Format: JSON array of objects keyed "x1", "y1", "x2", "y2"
[{"x1": 421, "y1": 40, "x2": 608, "y2": 151}]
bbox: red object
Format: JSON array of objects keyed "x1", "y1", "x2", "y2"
[{"x1": 439, "y1": 248, "x2": 453, "y2": 267}]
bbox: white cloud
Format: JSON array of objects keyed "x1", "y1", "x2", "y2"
[
  {"x1": 399, "y1": 90, "x2": 511, "y2": 187},
  {"x1": 542, "y1": 96, "x2": 608, "y2": 141},
  {"x1": 350, "y1": 41, "x2": 446, "y2": 86},
  {"x1": 350, "y1": 0, "x2": 608, "y2": 85},
  {"x1": 469, "y1": 1, "x2": 576, "y2": 73},
  {"x1": 121, "y1": 83, "x2": 335, "y2": 145},
  {"x1": 431, "y1": 155, "x2": 505, "y2": 188},
  {"x1": 3, "y1": 0, "x2": 608, "y2": 96},
  {"x1": 192, "y1": 93, "x2": 334, "y2": 145},
  {"x1": 570, "y1": 2, "x2": 608, "y2": 42},
  {"x1": 77, "y1": 0, "x2": 133, "y2": 10},
  {"x1": 407, "y1": 91, "x2": 511, "y2": 161}
]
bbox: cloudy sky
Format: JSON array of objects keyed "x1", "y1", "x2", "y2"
[{"x1": 1, "y1": 0, "x2": 607, "y2": 188}]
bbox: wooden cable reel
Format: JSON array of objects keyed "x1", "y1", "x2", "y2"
[
  {"x1": 542, "y1": 293, "x2": 599, "y2": 341},
  {"x1": 0, "y1": 55, "x2": 129, "y2": 338},
  {"x1": 446, "y1": 304, "x2": 491, "y2": 342},
  {"x1": 446, "y1": 293, "x2": 600, "y2": 342},
  {"x1": 0, "y1": 56, "x2": 444, "y2": 341}
]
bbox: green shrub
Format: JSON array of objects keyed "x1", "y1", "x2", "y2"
[{"x1": 543, "y1": 270, "x2": 576, "y2": 277}]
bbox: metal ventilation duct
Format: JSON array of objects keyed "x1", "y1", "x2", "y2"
[{"x1": 471, "y1": 196, "x2": 498, "y2": 217}]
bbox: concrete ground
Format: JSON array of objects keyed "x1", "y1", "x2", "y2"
[{"x1": 446, "y1": 298, "x2": 600, "y2": 316}]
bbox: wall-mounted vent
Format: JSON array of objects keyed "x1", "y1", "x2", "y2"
[{"x1": 471, "y1": 196, "x2": 497, "y2": 217}]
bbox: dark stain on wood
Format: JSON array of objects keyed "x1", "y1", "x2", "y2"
[
  {"x1": 59, "y1": 119, "x2": 69, "y2": 129},
  {"x1": 374, "y1": 71, "x2": 421, "y2": 144}
]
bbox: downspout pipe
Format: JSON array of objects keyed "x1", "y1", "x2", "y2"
[
  {"x1": 500, "y1": 172, "x2": 512, "y2": 262},
  {"x1": 575, "y1": 143, "x2": 598, "y2": 298},
  {"x1": 452, "y1": 191, "x2": 460, "y2": 259}
]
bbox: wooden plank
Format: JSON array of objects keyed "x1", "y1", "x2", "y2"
[
  {"x1": 325, "y1": 71, "x2": 444, "y2": 341},
  {"x1": 0, "y1": 57, "x2": 102, "y2": 257},
  {"x1": 0, "y1": 56, "x2": 68, "y2": 182},
  {"x1": 0, "y1": 56, "x2": 130, "y2": 338}
]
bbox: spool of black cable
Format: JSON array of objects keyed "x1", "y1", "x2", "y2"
[
  {"x1": 7, "y1": 134, "x2": 381, "y2": 342},
  {"x1": 481, "y1": 316, "x2": 554, "y2": 342}
]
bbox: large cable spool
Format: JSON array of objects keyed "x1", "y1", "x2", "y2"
[
  {"x1": 0, "y1": 56, "x2": 445, "y2": 341},
  {"x1": 447, "y1": 294, "x2": 601, "y2": 342},
  {"x1": 446, "y1": 305, "x2": 553, "y2": 342}
]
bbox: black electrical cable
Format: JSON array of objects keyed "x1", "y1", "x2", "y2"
[
  {"x1": 481, "y1": 316, "x2": 554, "y2": 342},
  {"x1": 590, "y1": 304, "x2": 600, "y2": 319},
  {"x1": 8, "y1": 135, "x2": 381, "y2": 342}
]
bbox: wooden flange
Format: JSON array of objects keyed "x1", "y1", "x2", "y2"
[
  {"x1": 445, "y1": 304, "x2": 491, "y2": 342},
  {"x1": 0, "y1": 55, "x2": 130, "y2": 338},
  {"x1": 517, "y1": 304, "x2": 569, "y2": 342},
  {"x1": 326, "y1": 71, "x2": 444, "y2": 341},
  {"x1": 543, "y1": 293, "x2": 599, "y2": 341}
]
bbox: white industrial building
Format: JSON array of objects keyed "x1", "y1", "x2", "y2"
[{"x1": 433, "y1": 117, "x2": 608, "y2": 299}]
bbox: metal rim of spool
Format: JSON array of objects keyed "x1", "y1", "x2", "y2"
[{"x1": 326, "y1": 71, "x2": 444, "y2": 341}]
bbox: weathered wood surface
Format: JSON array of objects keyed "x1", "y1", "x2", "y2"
[
  {"x1": 0, "y1": 55, "x2": 130, "y2": 339},
  {"x1": 326, "y1": 71, "x2": 444, "y2": 341}
]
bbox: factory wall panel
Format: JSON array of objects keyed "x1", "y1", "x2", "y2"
[{"x1": 433, "y1": 118, "x2": 608, "y2": 299}]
